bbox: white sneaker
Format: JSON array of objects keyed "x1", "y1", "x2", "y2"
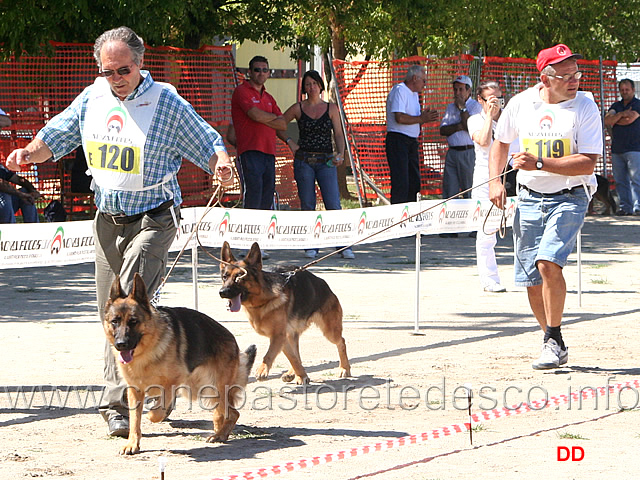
[
  {"x1": 484, "y1": 283, "x2": 506, "y2": 293},
  {"x1": 340, "y1": 248, "x2": 355, "y2": 259},
  {"x1": 304, "y1": 249, "x2": 318, "y2": 259},
  {"x1": 532, "y1": 338, "x2": 568, "y2": 370}
]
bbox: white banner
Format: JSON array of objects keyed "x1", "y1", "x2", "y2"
[{"x1": 0, "y1": 198, "x2": 516, "y2": 269}]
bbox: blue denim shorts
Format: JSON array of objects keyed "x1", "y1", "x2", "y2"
[{"x1": 513, "y1": 187, "x2": 589, "y2": 287}]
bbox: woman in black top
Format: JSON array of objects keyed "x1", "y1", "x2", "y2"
[{"x1": 280, "y1": 70, "x2": 353, "y2": 259}]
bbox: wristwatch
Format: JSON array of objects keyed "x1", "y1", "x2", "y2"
[
  {"x1": 459, "y1": 107, "x2": 467, "y2": 113},
  {"x1": 536, "y1": 157, "x2": 544, "y2": 170}
]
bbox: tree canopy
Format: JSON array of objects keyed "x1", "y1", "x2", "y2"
[{"x1": 2, "y1": 0, "x2": 640, "y2": 62}]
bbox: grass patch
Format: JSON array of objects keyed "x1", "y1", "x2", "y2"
[
  {"x1": 590, "y1": 276, "x2": 609, "y2": 285},
  {"x1": 557, "y1": 432, "x2": 589, "y2": 440},
  {"x1": 471, "y1": 424, "x2": 487, "y2": 432},
  {"x1": 340, "y1": 197, "x2": 363, "y2": 210},
  {"x1": 232, "y1": 429, "x2": 272, "y2": 440},
  {"x1": 387, "y1": 259, "x2": 415, "y2": 265}
]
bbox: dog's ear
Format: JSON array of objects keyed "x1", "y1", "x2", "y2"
[
  {"x1": 131, "y1": 272, "x2": 151, "y2": 308},
  {"x1": 221, "y1": 241, "x2": 235, "y2": 264},
  {"x1": 109, "y1": 275, "x2": 125, "y2": 302},
  {"x1": 245, "y1": 242, "x2": 262, "y2": 269}
]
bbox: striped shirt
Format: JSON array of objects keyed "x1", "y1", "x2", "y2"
[{"x1": 37, "y1": 71, "x2": 226, "y2": 215}]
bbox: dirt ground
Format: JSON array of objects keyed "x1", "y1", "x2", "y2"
[{"x1": 1, "y1": 215, "x2": 639, "y2": 480}]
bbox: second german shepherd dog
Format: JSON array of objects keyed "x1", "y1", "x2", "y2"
[
  {"x1": 219, "y1": 241, "x2": 351, "y2": 385},
  {"x1": 103, "y1": 272, "x2": 256, "y2": 455}
]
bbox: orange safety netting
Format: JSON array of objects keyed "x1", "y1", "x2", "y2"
[
  {"x1": 0, "y1": 42, "x2": 300, "y2": 219},
  {"x1": 0, "y1": 47, "x2": 619, "y2": 220},
  {"x1": 333, "y1": 55, "x2": 618, "y2": 201}
]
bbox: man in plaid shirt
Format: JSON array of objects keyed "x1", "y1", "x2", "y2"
[{"x1": 5, "y1": 26, "x2": 233, "y2": 437}]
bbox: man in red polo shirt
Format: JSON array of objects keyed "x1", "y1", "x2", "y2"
[{"x1": 231, "y1": 55, "x2": 286, "y2": 209}]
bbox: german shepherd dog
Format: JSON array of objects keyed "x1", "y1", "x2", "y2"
[
  {"x1": 103, "y1": 273, "x2": 256, "y2": 455},
  {"x1": 589, "y1": 174, "x2": 617, "y2": 215},
  {"x1": 219, "y1": 241, "x2": 350, "y2": 385}
]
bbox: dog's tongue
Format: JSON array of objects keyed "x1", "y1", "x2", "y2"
[
  {"x1": 227, "y1": 294, "x2": 242, "y2": 313},
  {"x1": 118, "y1": 350, "x2": 134, "y2": 364}
]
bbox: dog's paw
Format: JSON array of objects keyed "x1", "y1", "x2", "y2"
[
  {"x1": 338, "y1": 368, "x2": 351, "y2": 379},
  {"x1": 147, "y1": 409, "x2": 167, "y2": 423},
  {"x1": 119, "y1": 441, "x2": 140, "y2": 455},
  {"x1": 255, "y1": 363, "x2": 270, "y2": 381},
  {"x1": 280, "y1": 370, "x2": 309, "y2": 384},
  {"x1": 206, "y1": 433, "x2": 229, "y2": 443}
]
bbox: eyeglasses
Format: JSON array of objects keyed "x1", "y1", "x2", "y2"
[
  {"x1": 99, "y1": 64, "x2": 135, "y2": 78},
  {"x1": 550, "y1": 71, "x2": 583, "y2": 82},
  {"x1": 252, "y1": 67, "x2": 270, "y2": 73}
]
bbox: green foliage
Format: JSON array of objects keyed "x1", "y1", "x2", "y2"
[{"x1": 2, "y1": 0, "x2": 640, "y2": 62}]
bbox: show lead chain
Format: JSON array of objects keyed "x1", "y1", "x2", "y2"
[{"x1": 162, "y1": 167, "x2": 513, "y2": 294}]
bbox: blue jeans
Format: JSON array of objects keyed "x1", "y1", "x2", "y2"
[
  {"x1": 239, "y1": 150, "x2": 276, "y2": 210},
  {"x1": 385, "y1": 132, "x2": 420, "y2": 204},
  {"x1": 294, "y1": 157, "x2": 342, "y2": 211},
  {"x1": 0, "y1": 191, "x2": 39, "y2": 223},
  {"x1": 611, "y1": 151, "x2": 640, "y2": 213},
  {"x1": 513, "y1": 187, "x2": 588, "y2": 287}
]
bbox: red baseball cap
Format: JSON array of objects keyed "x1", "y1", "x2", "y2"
[{"x1": 536, "y1": 44, "x2": 582, "y2": 72}]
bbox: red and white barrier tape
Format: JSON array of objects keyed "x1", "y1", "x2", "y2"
[{"x1": 211, "y1": 378, "x2": 640, "y2": 480}]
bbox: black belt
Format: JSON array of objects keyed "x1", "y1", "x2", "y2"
[
  {"x1": 521, "y1": 185, "x2": 581, "y2": 197},
  {"x1": 102, "y1": 200, "x2": 174, "y2": 225},
  {"x1": 295, "y1": 150, "x2": 334, "y2": 165},
  {"x1": 450, "y1": 145, "x2": 474, "y2": 151}
]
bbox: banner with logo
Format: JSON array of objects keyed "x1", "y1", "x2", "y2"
[{"x1": 0, "y1": 198, "x2": 516, "y2": 269}]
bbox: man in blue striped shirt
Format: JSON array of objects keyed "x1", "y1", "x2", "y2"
[{"x1": 6, "y1": 26, "x2": 233, "y2": 437}]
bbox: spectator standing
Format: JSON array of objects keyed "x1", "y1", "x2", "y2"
[
  {"x1": 440, "y1": 75, "x2": 482, "y2": 203},
  {"x1": 604, "y1": 78, "x2": 640, "y2": 215},
  {"x1": 5, "y1": 26, "x2": 233, "y2": 435},
  {"x1": 230, "y1": 56, "x2": 286, "y2": 211},
  {"x1": 279, "y1": 70, "x2": 354, "y2": 259},
  {"x1": 385, "y1": 65, "x2": 438, "y2": 204},
  {"x1": 468, "y1": 81, "x2": 507, "y2": 293},
  {"x1": 0, "y1": 163, "x2": 41, "y2": 223},
  {"x1": 489, "y1": 44, "x2": 602, "y2": 370}
]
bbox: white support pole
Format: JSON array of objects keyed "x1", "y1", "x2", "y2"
[
  {"x1": 413, "y1": 193, "x2": 425, "y2": 335},
  {"x1": 577, "y1": 228, "x2": 582, "y2": 308},
  {"x1": 192, "y1": 244, "x2": 199, "y2": 310}
]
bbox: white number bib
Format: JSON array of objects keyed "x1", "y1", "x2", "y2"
[{"x1": 82, "y1": 77, "x2": 162, "y2": 191}]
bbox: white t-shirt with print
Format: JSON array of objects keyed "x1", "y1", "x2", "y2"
[{"x1": 494, "y1": 83, "x2": 602, "y2": 194}]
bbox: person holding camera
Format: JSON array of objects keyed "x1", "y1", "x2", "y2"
[{"x1": 468, "y1": 81, "x2": 509, "y2": 293}]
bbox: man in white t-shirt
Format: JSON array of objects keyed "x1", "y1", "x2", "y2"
[
  {"x1": 385, "y1": 65, "x2": 438, "y2": 204},
  {"x1": 488, "y1": 44, "x2": 602, "y2": 370}
]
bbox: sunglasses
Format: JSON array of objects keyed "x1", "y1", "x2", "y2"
[
  {"x1": 99, "y1": 64, "x2": 135, "y2": 77},
  {"x1": 252, "y1": 67, "x2": 270, "y2": 73}
]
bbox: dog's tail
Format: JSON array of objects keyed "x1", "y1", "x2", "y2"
[{"x1": 236, "y1": 344, "x2": 257, "y2": 388}]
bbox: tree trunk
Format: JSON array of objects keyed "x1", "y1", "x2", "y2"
[{"x1": 328, "y1": 26, "x2": 354, "y2": 200}]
